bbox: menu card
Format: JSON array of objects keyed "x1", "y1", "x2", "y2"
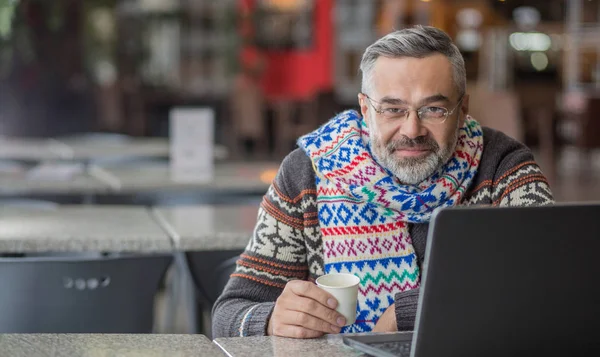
[{"x1": 169, "y1": 107, "x2": 214, "y2": 182}]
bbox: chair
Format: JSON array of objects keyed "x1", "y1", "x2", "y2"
[
  {"x1": 186, "y1": 250, "x2": 242, "y2": 307},
  {"x1": 214, "y1": 255, "x2": 240, "y2": 297},
  {"x1": 185, "y1": 250, "x2": 242, "y2": 336},
  {"x1": 0, "y1": 253, "x2": 172, "y2": 333}
]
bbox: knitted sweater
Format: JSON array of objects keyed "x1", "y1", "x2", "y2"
[{"x1": 212, "y1": 127, "x2": 554, "y2": 338}]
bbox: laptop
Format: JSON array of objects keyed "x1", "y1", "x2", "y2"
[{"x1": 344, "y1": 203, "x2": 600, "y2": 357}]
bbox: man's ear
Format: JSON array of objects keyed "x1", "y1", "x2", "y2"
[
  {"x1": 358, "y1": 93, "x2": 370, "y2": 125},
  {"x1": 461, "y1": 94, "x2": 469, "y2": 116},
  {"x1": 460, "y1": 93, "x2": 470, "y2": 124}
]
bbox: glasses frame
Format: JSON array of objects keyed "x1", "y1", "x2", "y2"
[{"x1": 362, "y1": 93, "x2": 464, "y2": 124}]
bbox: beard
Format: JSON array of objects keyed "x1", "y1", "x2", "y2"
[{"x1": 371, "y1": 127, "x2": 459, "y2": 185}]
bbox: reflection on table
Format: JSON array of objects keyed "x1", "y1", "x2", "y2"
[{"x1": 214, "y1": 333, "x2": 377, "y2": 357}]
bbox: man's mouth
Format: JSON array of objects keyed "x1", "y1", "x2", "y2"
[{"x1": 393, "y1": 147, "x2": 432, "y2": 157}]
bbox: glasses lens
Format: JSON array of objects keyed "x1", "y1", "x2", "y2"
[{"x1": 420, "y1": 107, "x2": 448, "y2": 121}]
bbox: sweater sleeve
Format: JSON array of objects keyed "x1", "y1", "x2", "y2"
[
  {"x1": 492, "y1": 146, "x2": 554, "y2": 206},
  {"x1": 211, "y1": 153, "x2": 311, "y2": 338},
  {"x1": 394, "y1": 288, "x2": 420, "y2": 331}
]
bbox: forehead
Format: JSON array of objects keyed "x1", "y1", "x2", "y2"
[{"x1": 371, "y1": 54, "x2": 455, "y2": 100}]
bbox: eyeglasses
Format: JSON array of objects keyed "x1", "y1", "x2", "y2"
[{"x1": 362, "y1": 93, "x2": 464, "y2": 124}]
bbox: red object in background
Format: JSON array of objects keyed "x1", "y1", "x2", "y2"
[{"x1": 238, "y1": 0, "x2": 334, "y2": 101}]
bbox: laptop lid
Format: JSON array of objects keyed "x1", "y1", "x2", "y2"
[{"x1": 412, "y1": 203, "x2": 600, "y2": 357}]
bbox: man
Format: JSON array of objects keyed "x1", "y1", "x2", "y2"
[{"x1": 212, "y1": 26, "x2": 554, "y2": 339}]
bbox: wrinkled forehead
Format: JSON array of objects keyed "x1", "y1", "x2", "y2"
[{"x1": 370, "y1": 54, "x2": 457, "y2": 103}]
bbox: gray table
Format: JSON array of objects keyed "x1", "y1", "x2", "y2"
[
  {"x1": 0, "y1": 206, "x2": 172, "y2": 252},
  {"x1": 53, "y1": 137, "x2": 229, "y2": 162},
  {"x1": 58, "y1": 137, "x2": 170, "y2": 162},
  {"x1": 0, "y1": 334, "x2": 224, "y2": 357},
  {"x1": 0, "y1": 167, "x2": 110, "y2": 196},
  {"x1": 214, "y1": 333, "x2": 390, "y2": 357},
  {"x1": 92, "y1": 162, "x2": 277, "y2": 194},
  {"x1": 0, "y1": 138, "x2": 71, "y2": 161},
  {"x1": 0, "y1": 158, "x2": 252, "y2": 199},
  {"x1": 152, "y1": 205, "x2": 259, "y2": 250},
  {"x1": 1, "y1": 137, "x2": 228, "y2": 163}
]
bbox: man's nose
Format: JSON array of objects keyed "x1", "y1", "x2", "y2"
[{"x1": 398, "y1": 111, "x2": 427, "y2": 139}]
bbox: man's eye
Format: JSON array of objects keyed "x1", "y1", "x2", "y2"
[
  {"x1": 383, "y1": 108, "x2": 407, "y2": 115},
  {"x1": 422, "y1": 107, "x2": 446, "y2": 116}
]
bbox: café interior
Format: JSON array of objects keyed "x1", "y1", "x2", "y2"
[{"x1": 0, "y1": 0, "x2": 599, "y2": 355}]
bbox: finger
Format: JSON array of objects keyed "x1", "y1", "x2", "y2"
[
  {"x1": 278, "y1": 310, "x2": 342, "y2": 334},
  {"x1": 284, "y1": 295, "x2": 346, "y2": 328},
  {"x1": 272, "y1": 323, "x2": 324, "y2": 339},
  {"x1": 287, "y1": 280, "x2": 338, "y2": 310}
]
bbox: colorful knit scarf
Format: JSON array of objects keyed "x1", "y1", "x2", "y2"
[{"x1": 298, "y1": 110, "x2": 483, "y2": 332}]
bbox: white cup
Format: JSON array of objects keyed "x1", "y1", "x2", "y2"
[{"x1": 316, "y1": 273, "x2": 360, "y2": 326}]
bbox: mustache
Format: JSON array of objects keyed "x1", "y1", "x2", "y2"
[{"x1": 385, "y1": 136, "x2": 439, "y2": 152}]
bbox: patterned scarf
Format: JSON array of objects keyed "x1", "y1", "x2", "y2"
[{"x1": 298, "y1": 110, "x2": 483, "y2": 332}]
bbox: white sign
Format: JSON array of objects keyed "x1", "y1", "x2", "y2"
[{"x1": 169, "y1": 107, "x2": 214, "y2": 183}]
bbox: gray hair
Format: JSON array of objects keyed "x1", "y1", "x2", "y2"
[{"x1": 360, "y1": 26, "x2": 466, "y2": 97}]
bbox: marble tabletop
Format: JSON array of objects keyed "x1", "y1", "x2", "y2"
[
  {"x1": 91, "y1": 162, "x2": 277, "y2": 194},
  {"x1": 213, "y1": 333, "x2": 395, "y2": 357},
  {"x1": 0, "y1": 334, "x2": 224, "y2": 357},
  {"x1": 0, "y1": 206, "x2": 172, "y2": 252},
  {"x1": 152, "y1": 205, "x2": 259, "y2": 251}
]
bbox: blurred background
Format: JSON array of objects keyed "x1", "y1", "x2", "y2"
[
  {"x1": 0, "y1": 0, "x2": 599, "y2": 200},
  {"x1": 0, "y1": 0, "x2": 598, "y2": 338}
]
